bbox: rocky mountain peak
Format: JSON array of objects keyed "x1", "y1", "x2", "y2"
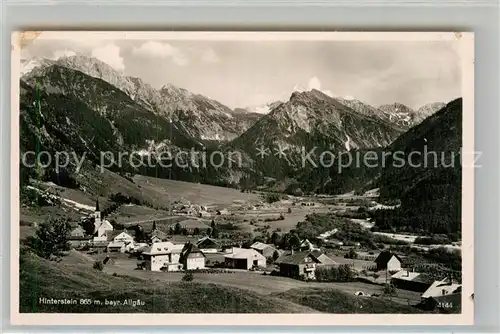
[
  {"x1": 55, "y1": 55, "x2": 134, "y2": 95},
  {"x1": 379, "y1": 102, "x2": 414, "y2": 114},
  {"x1": 416, "y1": 102, "x2": 446, "y2": 118}
]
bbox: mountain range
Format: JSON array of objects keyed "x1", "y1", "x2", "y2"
[{"x1": 19, "y1": 54, "x2": 459, "y2": 198}]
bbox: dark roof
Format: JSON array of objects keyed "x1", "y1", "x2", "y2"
[
  {"x1": 310, "y1": 250, "x2": 337, "y2": 265},
  {"x1": 275, "y1": 251, "x2": 320, "y2": 265},
  {"x1": 197, "y1": 237, "x2": 220, "y2": 247},
  {"x1": 180, "y1": 243, "x2": 206, "y2": 260},
  {"x1": 310, "y1": 250, "x2": 323, "y2": 258},
  {"x1": 188, "y1": 244, "x2": 203, "y2": 254},
  {"x1": 151, "y1": 229, "x2": 168, "y2": 240},
  {"x1": 374, "y1": 251, "x2": 402, "y2": 265},
  {"x1": 411, "y1": 273, "x2": 435, "y2": 284}
]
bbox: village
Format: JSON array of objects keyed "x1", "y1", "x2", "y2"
[{"x1": 61, "y1": 190, "x2": 462, "y2": 314}]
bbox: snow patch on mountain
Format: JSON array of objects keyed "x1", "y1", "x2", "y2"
[
  {"x1": 344, "y1": 135, "x2": 352, "y2": 151},
  {"x1": 244, "y1": 101, "x2": 283, "y2": 115}
]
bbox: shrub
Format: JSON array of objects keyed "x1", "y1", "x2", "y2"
[
  {"x1": 383, "y1": 283, "x2": 397, "y2": 296},
  {"x1": 182, "y1": 272, "x2": 194, "y2": 282},
  {"x1": 263, "y1": 193, "x2": 281, "y2": 204},
  {"x1": 93, "y1": 261, "x2": 104, "y2": 271},
  {"x1": 345, "y1": 249, "x2": 358, "y2": 259},
  {"x1": 315, "y1": 264, "x2": 355, "y2": 282}
]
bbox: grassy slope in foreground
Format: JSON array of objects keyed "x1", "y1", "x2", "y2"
[
  {"x1": 275, "y1": 288, "x2": 422, "y2": 314},
  {"x1": 19, "y1": 252, "x2": 314, "y2": 313},
  {"x1": 20, "y1": 252, "x2": 421, "y2": 314}
]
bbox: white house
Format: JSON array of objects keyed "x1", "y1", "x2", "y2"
[
  {"x1": 142, "y1": 241, "x2": 184, "y2": 272},
  {"x1": 112, "y1": 231, "x2": 134, "y2": 243},
  {"x1": 374, "y1": 251, "x2": 402, "y2": 271},
  {"x1": 107, "y1": 241, "x2": 126, "y2": 253},
  {"x1": 182, "y1": 245, "x2": 206, "y2": 270},
  {"x1": 150, "y1": 229, "x2": 168, "y2": 243},
  {"x1": 250, "y1": 242, "x2": 277, "y2": 258},
  {"x1": 421, "y1": 277, "x2": 462, "y2": 299},
  {"x1": 223, "y1": 247, "x2": 266, "y2": 270}
]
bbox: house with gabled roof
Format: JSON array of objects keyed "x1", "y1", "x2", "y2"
[
  {"x1": 70, "y1": 226, "x2": 85, "y2": 237},
  {"x1": 374, "y1": 251, "x2": 402, "y2": 271},
  {"x1": 276, "y1": 250, "x2": 337, "y2": 280},
  {"x1": 250, "y1": 242, "x2": 277, "y2": 258},
  {"x1": 107, "y1": 230, "x2": 134, "y2": 243},
  {"x1": 223, "y1": 247, "x2": 266, "y2": 270},
  {"x1": 196, "y1": 236, "x2": 220, "y2": 253},
  {"x1": 390, "y1": 269, "x2": 435, "y2": 292},
  {"x1": 141, "y1": 241, "x2": 184, "y2": 272},
  {"x1": 421, "y1": 277, "x2": 462, "y2": 299},
  {"x1": 180, "y1": 242, "x2": 206, "y2": 270},
  {"x1": 107, "y1": 241, "x2": 126, "y2": 253},
  {"x1": 150, "y1": 229, "x2": 168, "y2": 243}
]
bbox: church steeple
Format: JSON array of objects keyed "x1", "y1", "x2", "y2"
[{"x1": 95, "y1": 198, "x2": 101, "y2": 223}]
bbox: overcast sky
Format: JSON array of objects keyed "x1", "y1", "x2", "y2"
[{"x1": 21, "y1": 36, "x2": 462, "y2": 110}]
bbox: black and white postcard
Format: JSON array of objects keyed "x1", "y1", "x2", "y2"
[{"x1": 10, "y1": 31, "x2": 475, "y2": 326}]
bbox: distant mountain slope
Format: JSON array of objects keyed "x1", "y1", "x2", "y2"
[
  {"x1": 21, "y1": 64, "x2": 197, "y2": 153},
  {"x1": 19, "y1": 64, "x2": 237, "y2": 194},
  {"x1": 22, "y1": 55, "x2": 253, "y2": 141},
  {"x1": 224, "y1": 90, "x2": 405, "y2": 190},
  {"x1": 230, "y1": 109, "x2": 264, "y2": 131},
  {"x1": 337, "y1": 98, "x2": 407, "y2": 132},
  {"x1": 337, "y1": 99, "x2": 445, "y2": 131},
  {"x1": 415, "y1": 102, "x2": 447, "y2": 120},
  {"x1": 234, "y1": 89, "x2": 402, "y2": 153},
  {"x1": 374, "y1": 98, "x2": 462, "y2": 235},
  {"x1": 379, "y1": 98, "x2": 462, "y2": 199},
  {"x1": 377, "y1": 103, "x2": 416, "y2": 129}
]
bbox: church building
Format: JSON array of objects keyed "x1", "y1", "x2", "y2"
[{"x1": 92, "y1": 199, "x2": 113, "y2": 242}]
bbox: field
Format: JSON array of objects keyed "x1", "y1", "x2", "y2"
[
  {"x1": 106, "y1": 204, "x2": 172, "y2": 224},
  {"x1": 20, "y1": 251, "x2": 421, "y2": 313},
  {"x1": 132, "y1": 175, "x2": 260, "y2": 206}
]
